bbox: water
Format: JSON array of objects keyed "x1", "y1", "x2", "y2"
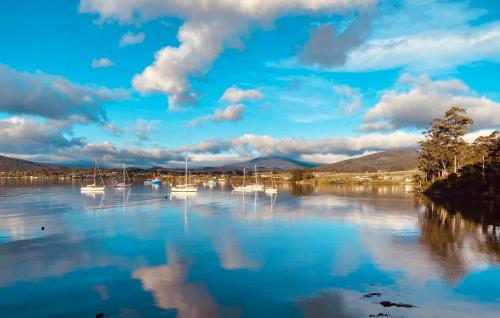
[{"x1": 0, "y1": 181, "x2": 499, "y2": 318}]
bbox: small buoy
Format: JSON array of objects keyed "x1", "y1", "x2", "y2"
[
  {"x1": 41, "y1": 226, "x2": 45, "y2": 231},
  {"x1": 164, "y1": 195, "x2": 169, "y2": 198}
]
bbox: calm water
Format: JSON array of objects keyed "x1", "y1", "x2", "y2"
[{"x1": 0, "y1": 180, "x2": 499, "y2": 318}]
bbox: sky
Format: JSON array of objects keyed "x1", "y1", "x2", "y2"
[{"x1": 0, "y1": 0, "x2": 499, "y2": 167}]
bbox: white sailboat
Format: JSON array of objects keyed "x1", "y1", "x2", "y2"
[
  {"x1": 81, "y1": 159, "x2": 105, "y2": 192},
  {"x1": 264, "y1": 171, "x2": 278, "y2": 194},
  {"x1": 171, "y1": 157, "x2": 198, "y2": 193},
  {"x1": 233, "y1": 168, "x2": 254, "y2": 192},
  {"x1": 114, "y1": 163, "x2": 132, "y2": 188},
  {"x1": 245, "y1": 164, "x2": 264, "y2": 191}
]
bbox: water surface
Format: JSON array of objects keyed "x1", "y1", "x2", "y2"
[{"x1": 0, "y1": 181, "x2": 499, "y2": 317}]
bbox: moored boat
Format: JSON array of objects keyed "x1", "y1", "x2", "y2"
[
  {"x1": 81, "y1": 159, "x2": 105, "y2": 193},
  {"x1": 171, "y1": 157, "x2": 198, "y2": 193},
  {"x1": 114, "y1": 163, "x2": 132, "y2": 188}
]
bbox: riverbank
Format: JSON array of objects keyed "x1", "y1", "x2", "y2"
[{"x1": 313, "y1": 170, "x2": 420, "y2": 185}]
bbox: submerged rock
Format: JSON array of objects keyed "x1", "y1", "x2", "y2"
[
  {"x1": 369, "y1": 313, "x2": 389, "y2": 317},
  {"x1": 379, "y1": 301, "x2": 416, "y2": 308},
  {"x1": 363, "y1": 292, "x2": 381, "y2": 298}
]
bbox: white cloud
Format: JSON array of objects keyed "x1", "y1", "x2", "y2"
[
  {"x1": 300, "y1": 151, "x2": 377, "y2": 164},
  {"x1": 220, "y1": 86, "x2": 264, "y2": 103},
  {"x1": 127, "y1": 119, "x2": 160, "y2": 141},
  {"x1": 119, "y1": 31, "x2": 145, "y2": 47},
  {"x1": 80, "y1": 0, "x2": 373, "y2": 109},
  {"x1": 343, "y1": 22, "x2": 500, "y2": 72},
  {"x1": 362, "y1": 73, "x2": 500, "y2": 131},
  {"x1": 463, "y1": 129, "x2": 497, "y2": 143},
  {"x1": 91, "y1": 57, "x2": 114, "y2": 68},
  {"x1": 1, "y1": 116, "x2": 424, "y2": 167},
  {"x1": 332, "y1": 84, "x2": 362, "y2": 115},
  {"x1": 212, "y1": 104, "x2": 245, "y2": 122},
  {"x1": 0, "y1": 117, "x2": 85, "y2": 154},
  {"x1": 104, "y1": 123, "x2": 122, "y2": 136},
  {"x1": 0, "y1": 64, "x2": 127, "y2": 123},
  {"x1": 181, "y1": 131, "x2": 421, "y2": 159},
  {"x1": 229, "y1": 131, "x2": 420, "y2": 157},
  {"x1": 188, "y1": 104, "x2": 245, "y2": 126}
]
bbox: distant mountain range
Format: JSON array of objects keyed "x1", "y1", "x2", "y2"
[
  {"x1": 204, "y1": 156, "x2": 318, "y2": 172},
  {"x1": 315, "y1": 150, "x2": 419, "y2": 173},
  {"x1": 0, "y1": 150, "x2": 419, "y2": 173},
  {"x1": 0, "y1": 155, "x2": 61, "y2": 171}
]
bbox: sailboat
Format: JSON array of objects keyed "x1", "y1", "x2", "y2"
[
  {"x1": 245, "y1": 164, "x2": 264, "y2": 191},
  {"x1": 144, "y1": 177, "x2": 161, "y2": 185},
  {"x1": 265, "y1": 171, "x2": 278, "y2": 194},
  {"x1": 81, "y1": 159, "x2": 105, "y2": 192},
  {"x1": 114, "y1": 163, "x2": 132, "y2": 188},
  {"x1": 171, "y1": 157, "x2": 198, "y2": 192},
  {"x1": 233, "y1": 168, "x2": 253, "y2": 192}
]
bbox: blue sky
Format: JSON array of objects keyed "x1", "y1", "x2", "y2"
[{"x1": 0, "y1": 0, "x2": 499, "y2": 167}]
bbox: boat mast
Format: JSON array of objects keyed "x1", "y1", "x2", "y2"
[
  {"x1": 185, "y1": 156, "x2": 188, "y2": 185},
  {"x1": 93, "y1": 158, "x2": 97, "y2": 185},
  {"x1": 254, "y1": 164, "x2": 257, "y2": 184},
  {"x1": 123, "y1": 163, "x2": 126, "y2": 185},
  {"x1": 243, "y1": 168, "x2": 246, "y2": 186}
]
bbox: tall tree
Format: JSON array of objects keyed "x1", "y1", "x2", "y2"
[{"x1": 418, "y1": 107, "x2": 473, "y2": 180}]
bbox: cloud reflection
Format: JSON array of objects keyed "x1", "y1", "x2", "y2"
[{"x1": 132, "y1": 247, "x2": 221, "y2": 318}]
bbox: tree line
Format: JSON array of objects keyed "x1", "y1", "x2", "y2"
[{"x1": 418, "y1": 107, "x2": 499, "y2": 195}]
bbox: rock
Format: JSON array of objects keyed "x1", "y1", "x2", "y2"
[
  {"x1": 363, "y1": 292, "x2": 381, "y2": 298},
  {"x1": 369, "y1": 314, "x2": 389, "y2": 317},
  {"x1": 379, "y1": 301, "x2": 416, "y2": 308},
  {"x1": 41, "y1": 226, "x2": 45, "y2": 231}
]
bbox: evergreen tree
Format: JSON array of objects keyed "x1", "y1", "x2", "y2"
[{"x1": 418, "y1": 107, "x2": 473, "y2": 181}]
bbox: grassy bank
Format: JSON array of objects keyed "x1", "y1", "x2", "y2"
[{"x1": 313, "y1": 169, "x2": 421, "y2": 185}]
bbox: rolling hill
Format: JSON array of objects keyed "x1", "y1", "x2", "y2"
[
  {"x1": 0, "y1": 155, "x2": 61, "y2": 171},
  {"x1": 211, "y1": 156, "x2": 318, "y2": 172},
  {"x1": 315, "y1": 150, "x2": 419, "y2": 173}
]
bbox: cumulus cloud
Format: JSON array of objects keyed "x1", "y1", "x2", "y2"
[
  {"x1": 91, "y1": 57, "x2": 114, "y2": 68},
  {"x1": 220, "y1": 86, "x2": 264, "y2": 103},
  {"x1": 299, "y1": 151, "x2": 376, "y2": 164},
  {"x1": 188, "y1": 104, "x2": 245, "y2": 126},
  {"x1": 342, "y1": 22, "x2": 500, "y2": 72},
  {"x1": 0, "y1": 64, "x2": 127, "y2": 124},
  {"x1": 5, "y1": 126, "x2": 495, "y2": 167},
  {"x1": 79, "y1": 142, "x2": 183, "y2": 166},
  {"x1": 180, "y1": 131, "x2": 421, "y2": 159},
  {"x1": 104, "y1": 123, "x2": 122, "y2": 136},
  {"x1": 0, "y1": 117, "x2": 85, "y2": 154},
  {"x1": 119, "y1": 31, "x2": 145, "y2": 47},
  {"x1": 361, "y1": 73, "x2": 500, "y2": 131},
  {"x1": 80, "y1": 0, "x2": 372, "y2": 109},
  {"x1": 332, "y1": 84, "x2": 362, "y2": 115},
  {"x1": 212, "y1": 104, "x2": 245, "y2": 122},
  {"x1": 298, "y1": 12, "x2": 373, "y2": 67},
  {"x1": 127, "y1": 119, "x2": 161, "y2": 141}
]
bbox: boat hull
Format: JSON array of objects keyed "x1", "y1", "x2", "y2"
[
  {"x1": 114, "y1": 183, "x2": 131, "y2": 188},
  {"x1": 171, "y1": 187, "x2": 198, "y2": 192},
  {"x1": 81, "y1": 186, "x2": 105, "y2": 192},
  {"x1": 233, "y1": 187, "x2": 255, "y2": 193}
]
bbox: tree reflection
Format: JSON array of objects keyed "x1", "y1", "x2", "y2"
[
  {"x1": 288, "y1": 184, "x2": 314, "y2": 196},
  {"x1": 418, "y1": 195, "x2": 500, "y2": 283}
]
